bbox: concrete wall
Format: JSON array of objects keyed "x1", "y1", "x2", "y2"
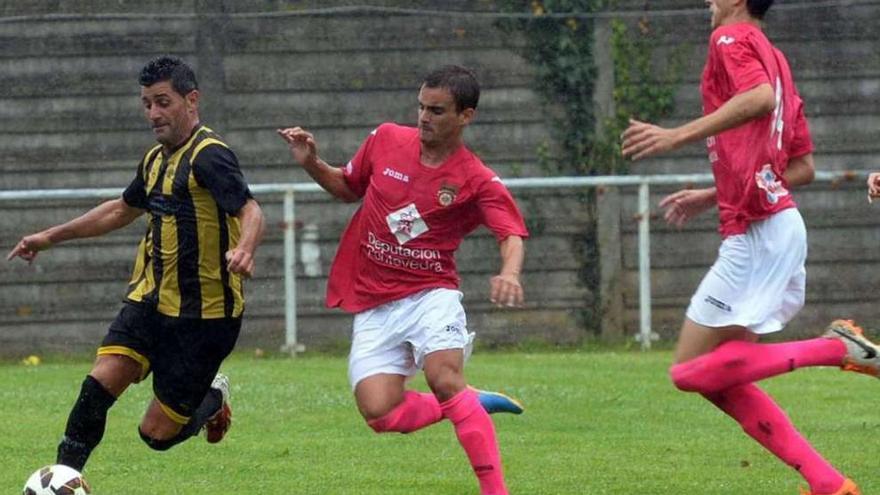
[
  {"x1": 0, "y1": 1, "x2": 877, "y2": 355},
  {"x1": 604, "y1": 1, "x2": 880, "y2": 337}
]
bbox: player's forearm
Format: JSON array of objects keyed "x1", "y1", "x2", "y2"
[
  {"x1": 44, "y1": 198, "x2": 141, "y2": 244},
  {"x1": 235, "y1": 198, "x2": 265, "y2": 255},
  {"x1": 498, "y1": 235, "x2": 524, "y2": 277},
  {"x1": 303, "y1": 158, "x2": 359, "y2": 202},
  {"x1": 784, "y1": 153, "x2": 815, "y2": 187},
  {"x1": 675, "y1": 83, "x2": 776, "y2": 147}
]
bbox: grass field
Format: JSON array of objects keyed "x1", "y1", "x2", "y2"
[{"x1": 1, "y1": 350, "x2": 877, "y2": 494}]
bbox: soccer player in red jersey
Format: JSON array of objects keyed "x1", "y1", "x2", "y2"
[
  {"x1": 278, "y1": 65, "x2": 527, "y2": 495},
  {"x1": 622, "y1": 1, "x2": 873, "y2": 494}
]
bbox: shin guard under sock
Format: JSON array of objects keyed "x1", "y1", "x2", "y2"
[
  {"x1": 705, "y1": 383, "x2": 845, "y2": 494},
  {"x1": 56, "y1": 375, "x2": 117, "y2": 471},
  {"x1": 441, "y1": 389, "x2": 508, "y2": 495},
  {"x1": 367, "y1": 391, "x2": 443, "y2": 433},
  {"x1": 671, "y1": 338, "x2": 846, "y2": 394}
]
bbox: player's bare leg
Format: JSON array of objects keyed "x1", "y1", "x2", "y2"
[
  {"x1": 671, "y1": 319, "x2": 851, "y2": 494},
  {"x1": 137, "y1": 374, "x2": 232, "y2": 451},
  {"x1": 425, "y1": 349, "x2": 508, "y2": 495}
]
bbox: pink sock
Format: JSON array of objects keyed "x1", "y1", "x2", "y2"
[
  {"x1": 705, "y1": 383, "x2": 845, "y2": 494},
  {"x1": 367, "y1": 391, "x2": 442, "y2": 434},
  {"x1": 441, "y1": 389, "x2": 508, "y2": 495},
  {"x1": 671, "y1": 338, "x2": 846, "y2": 394}
]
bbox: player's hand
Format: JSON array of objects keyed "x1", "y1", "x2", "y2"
[
  {"x1": 277, "y1": 127, "x2": 319, "y2": 168},
  {"x1": 6, "y1": 233, "x2": 52, "y2": 264},
  {"x1": 489, "y1": 273, "x2": 524, "y2": 308},
  {"x1": 867, "y1": 172, "x2": 880, "y2": 203},
  {"x1": 225, "y1": 249, "x2": 255, "y2": 278},
  {"x1": 658, "y1": 188, "x2": 716, "y2": 228},
  {"x1": 621, "y1": 119, "x2": 680, "y2": 161}
]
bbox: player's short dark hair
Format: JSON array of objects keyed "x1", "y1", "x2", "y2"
[
  {"x1": 747, "y1": 0, "x2": 774, "y2": 19},
  {"x1": 139, "y1": 56, "x2": 198, "y2": 96},
  {"x1": 422, "y1": 65, "x2": 480, "y2": 112}
]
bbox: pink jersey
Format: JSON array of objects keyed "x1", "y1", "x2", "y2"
[
  {"x1": 326, "y1": 123, "x2": 529, "y2": 313},
  {"x1": 702, "y1": 23, "x2": 813, "y2": 237}
]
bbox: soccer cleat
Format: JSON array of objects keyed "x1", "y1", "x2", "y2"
[
  {"x1": 799, "y1": 478, "x2": 860, "y2": 495},
  {"x1": 469, "y1": 386, "x2": 524, "y2": 415},
  {"x1": 204, "y1": 373, "x2": 232, "y2": 444},
  {"x1": 823, "y1": 319, "x2": 880, "y2": 377}
]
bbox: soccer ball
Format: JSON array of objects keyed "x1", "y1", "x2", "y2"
[{"x1": 22, "y1": 465, "x2": 91, "y2": 495}]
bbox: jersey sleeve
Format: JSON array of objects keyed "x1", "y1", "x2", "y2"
[
  {"x1": 122, "y1": 159, "x2": 148, "y2": 209},
  {"x1": 342, "y1": 126, "x2": 381, "y2": 198},
  {"x1": 192, "y1": 143, "x2": 253, "y2": 215},
  {"x1": 714, "y1": 33, "x2": 769, "y2": 94},
  {"x1": 789, "y1": 95, "x2": 814, "y2": 158},
  {"x1": 477, "y1": 176, "x2": 529, "y2": 242}
]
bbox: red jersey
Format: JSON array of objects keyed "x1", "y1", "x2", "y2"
[
  {"x1": 326, "y1": 123, "x2": 529, "y2": 313},
  {"x1": 701, "y1": 23, "x2": 813, "y2": 237}
]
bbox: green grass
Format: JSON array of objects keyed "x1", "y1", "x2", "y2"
[{"x1": 1, "y1": 351, "x2": 877, "y2": 494}]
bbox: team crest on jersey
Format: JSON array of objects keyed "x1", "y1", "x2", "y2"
[
  {"x1": 717, "y1": 35, "x2": 735, "y2": 45},
  {"x1": 437, "y1": 183, "x2": 459, "y2": 207},
  {"x1": 386, "y1": 203, "x2": 428, "y2": 244},
  {"x1": 755, "y1": 164, "x2": 789, "y2": 205}
]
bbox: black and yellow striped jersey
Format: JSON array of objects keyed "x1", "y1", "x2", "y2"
[{"x1": 122, "y1": 125, "x2": 252, "y2": 319}]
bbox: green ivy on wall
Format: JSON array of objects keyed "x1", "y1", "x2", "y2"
[{"x1": 496, "y1": 1, "x2": 682, "y2": 334}]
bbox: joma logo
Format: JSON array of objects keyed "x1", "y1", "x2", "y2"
[{"x1": 382, "y1": 167, "x2": 409, "y2": 183}]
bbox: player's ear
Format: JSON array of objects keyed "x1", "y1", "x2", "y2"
[
  {"x1": 185, "y1": 89, "x2": 200, "y2": 112},
  {"x1": 458, "y1": 107, "x2": 475, "y2": 126}
]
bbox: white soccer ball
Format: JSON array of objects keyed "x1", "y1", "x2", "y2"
[{"x1": 22, "y1": 464, "x2": 91, "y2": 495}]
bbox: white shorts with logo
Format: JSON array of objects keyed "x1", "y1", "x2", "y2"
[
  {"x1": 686, "y1": 207, "x2": 807, "y2": 335},
  {"x1": 347, "y1": 288, "x2": 474, "y2": 389}
]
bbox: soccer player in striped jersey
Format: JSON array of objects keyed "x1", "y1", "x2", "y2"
[{"x1": 7, "y1": 56, "x2": 265, "y2": 473}]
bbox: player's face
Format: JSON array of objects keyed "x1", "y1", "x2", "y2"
[
  {"x1": 706, "y1": 0, "x2": 737, "y2": 28},
  {"x1": 417, "y1": 85, "x2": 474, "y2": 148},
  {"x1": 141, "y1": 80, "x2": 199, "y2": 149}
]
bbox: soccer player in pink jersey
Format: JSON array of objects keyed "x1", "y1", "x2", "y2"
[
  {"x1": 622, "y1": 1, "x2": 875, "y2": 494},
  {"x1": 277, "y1": 66, "x2": 527, "y2": 495}
]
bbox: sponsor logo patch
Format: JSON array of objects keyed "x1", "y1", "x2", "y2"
[
  {"x1": 386, "y1": 203, "x2": 428, "y2": 244},
  {"x1": 755, "y1": 164, "x2": 789, "y2": 205}
]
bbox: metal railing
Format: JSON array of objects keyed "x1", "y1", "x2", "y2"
[{"x1": 1, "y1": 170, "x2": 871, "y2": 351}]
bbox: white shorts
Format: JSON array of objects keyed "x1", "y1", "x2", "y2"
[
  {"x1": 686, "y1": 208, "x2": 807, "y2": 335},
  {"x1": 347, "y1": 288, "x2": 474, "y2": 390}
]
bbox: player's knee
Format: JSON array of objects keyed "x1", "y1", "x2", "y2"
[
  {"x1": 366, "y1": 414, "x2": 391, "y2": 433},
  {"x1": 669, "y1": 363, "x2": 700, "y2": 392},
  {"x1": 138, "y1": 427, "x2": 177, "y2": 451},
  {"x1": 426, "y1": 373, "x2": 465, "y2": 402}
]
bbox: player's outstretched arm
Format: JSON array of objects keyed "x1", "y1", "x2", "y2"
[
  {"x1": 225, "y1": 198, "x2": 265, "y2": 278},
  {"x1": 489, "y1": 235, "x2": 524, "y2": 308},
  {"x1": 277, "y1": 126, "x2": 359, "y2": 202},
  {"x1": 622, "y1": 83, "x2": 775, "y2": 161},
  {"x1": 6, "y1": 198, "x2": 143, "y2": 264}
]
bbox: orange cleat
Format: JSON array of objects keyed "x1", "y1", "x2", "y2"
[
  {"x1": 824, "y1": 320, "x2": 880, "y2": 377},
  {"x1": 799, "y1": 478, "x2": 860, "y2": 495}
]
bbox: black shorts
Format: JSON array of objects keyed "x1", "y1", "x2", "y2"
[{"x1": 99, "y1": 302, "x2": 241, "y2": 423}]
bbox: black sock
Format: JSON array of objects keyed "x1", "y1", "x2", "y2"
[
  {"x1": 140, "y1": 388, "x2": 222, "y2": 450},
  {"x1": 178, "y1": 388, "x2": 222, "y2": 439},
  {"x1": 56, "y1": 375, "x2": 117, "y2": 471}
]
